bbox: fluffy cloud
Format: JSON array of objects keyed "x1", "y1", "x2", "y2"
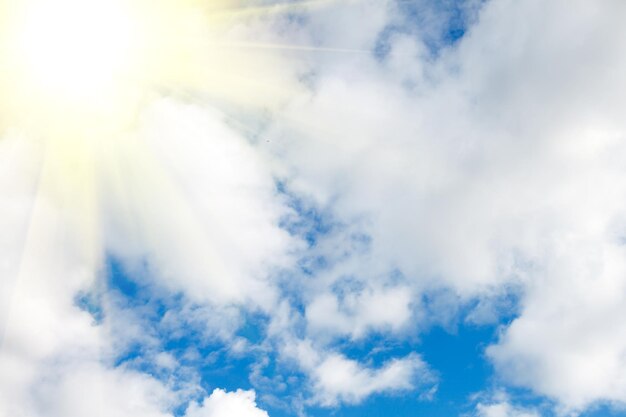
[
  {"x1": 261, "y1": 0, "x2": 626, "y2": 412},
  {"x1": 0, "y1": 160, "x2": 168, "y2": 417},
  {"x1": 0, "y1": 135, "x2": 265, "y2": 413},
  {"x1": 283, "y1": 339, "x2": 435, "y2": 407},
  {"x1": 99, "y1": 98, "x2": 297, "y2": 308},
  {"x1": 306, "y1": 285, "x2": 413, "y2": 339},
  {"x1": 476, "y1": 401, "x2": 539, "y2": 417},
  {"x1": 310, "y1": 352, "x2": 431, "y2": 406},
  {"x1": 184, "y1": 389, "x2": 268, "y2": 417},
  {"x1": 23, "y1": 363, "x2": 176, "y2": 417},
  {"x1": 488, "y1": 243, "x2": 626, "y2": 411}
]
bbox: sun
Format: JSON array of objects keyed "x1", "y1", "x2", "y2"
[
  {"x1": 0, "y1": 0, "x2": 219, "y2": 134},
  {"x1": 0, "y1": 0, "x2": 303, "y2": 137},
  {"x1": 12, "y1": 0, "x2": 138, "y2": 102},
  {"x1": 1, "y1": 0, "x2": 146, "y2": 131}
]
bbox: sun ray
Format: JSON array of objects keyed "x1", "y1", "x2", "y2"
[
  {"x1": 0, "y1": 0, "x2": 354, "y2": 354},
  {"x1": 205, "y1": 0, "x2": 342, "y2": 21}
]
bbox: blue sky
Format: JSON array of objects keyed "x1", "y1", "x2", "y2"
[
  {"x1": 103, "y1": 254, "x2": 625, "y2": 417},
  {"x1": 2, "y1": 1, "x2": 626, "y2": 417}
]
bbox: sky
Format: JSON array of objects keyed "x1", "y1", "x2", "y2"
[{"x1": 1, "y1": 0, "x2": 626, "y2": 417}]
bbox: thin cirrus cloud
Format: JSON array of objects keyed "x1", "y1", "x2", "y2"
[{"x1": 1, "y1": 1, "x2": 626, "y2": 417}]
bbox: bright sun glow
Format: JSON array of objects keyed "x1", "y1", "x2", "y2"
[
  {"x1": 0, "y1": 0, "x2": 300, "y2": 137},
  {"x1": 14, "y1": 0, "x2": 137, "y2": 101},
  {"x1": 0, "y1": 0, "x2": 222, "y2": 133}
]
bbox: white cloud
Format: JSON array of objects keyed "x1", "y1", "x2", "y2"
[
  {"x1": 284, "y1": 339, "x2": 434, "y2": 407},
  {"x1": 184, "y1": 389, "x2": 269, "y2": 417},
  {"x1": 0, "y1": 124, "x2": 269, "y2": 416},
  {"x1": 488, "y1": 243, "x2": 626, "y2": 411},
  {"x1": 27, "y1": 363, "x2": 176, "y2": 417},
  {"x1": 0, "y1": 160, "x2": 173, "y2": 416},
  {"x1": 99, "y1": 98, "x2": 298, "y2": 308},
  {"x1": 306, "y1": 285, "x2": 413, "y2": 339},
  {"x1": 261, "y1": 0, "x2": 626, "y2": 412},
  {"x1": 476, "y1": 401, "x2": 539, "y2": 417},
  {"x1": 311, "y1": 352, "x2": 430, "y2": 407}
]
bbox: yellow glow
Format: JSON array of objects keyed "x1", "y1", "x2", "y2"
[
  {"x1": 13, "y1": 0, "x2": 137, "y2": 101},
  {"x1": 1, "y1": 0, "x2": 215, "y2": 134},
  {"x1": 0, "y1": 0, "x2": 321, "y2": 344},
  {"x1": 0, "y1": 0, "x2": 308, "y2": 229},
  {"x1": 0, "y1": 0, "x2": 308, "y2": 137}
]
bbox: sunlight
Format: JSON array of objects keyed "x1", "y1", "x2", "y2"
[
  {"x1": 0, "y1": 0, "x2": 217, "y2": 132},
  {"x1": 12, "y1": 0, "x2": 137, "y2": 101},
  {"x1": 0, "y1": 0, "x2": 319, "y2": 135}
]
